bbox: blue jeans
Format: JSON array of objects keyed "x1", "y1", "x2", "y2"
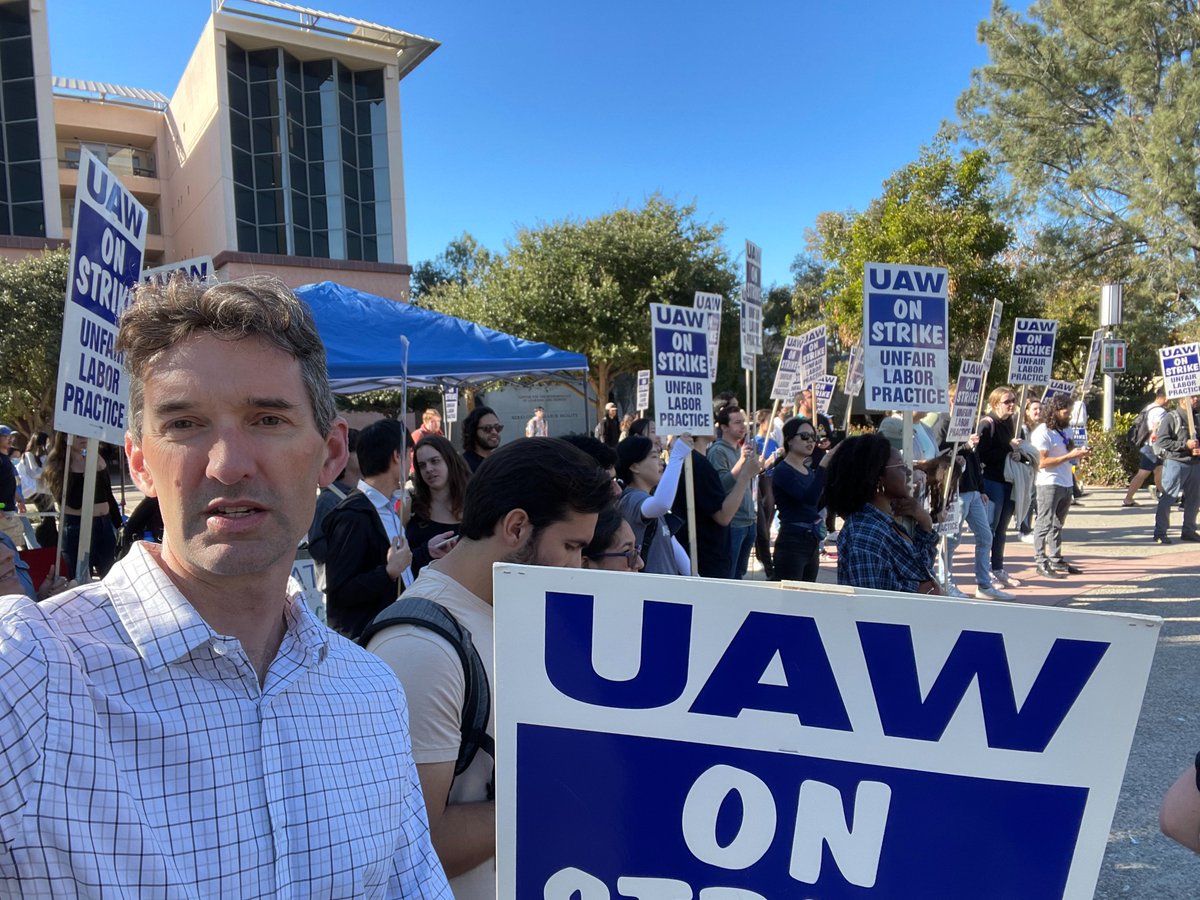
[
  {"x1": 981, "y1": 478, "x2": 1014, "y2": 572},
  {"x1": 1156, "y1": 459, "x2": 1200, "y2": 538},
  {"x1": 63, "y1": 514, "x2": 117, "y2": 580},
  {"x1": 729, "y1": 522, "x2": 757, "y2": 579},
  {"x1": 947, "y1": 490, "x2": 993, "y2": 589}
]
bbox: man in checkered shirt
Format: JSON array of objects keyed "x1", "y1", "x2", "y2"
[{"x1": 0, "y1": 277, "x2": 450, "y2": 897}]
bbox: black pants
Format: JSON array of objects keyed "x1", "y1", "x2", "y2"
[
  {"x1": 774, "y1": 530, "x2": 820, "y2": 582},
  {"x1": 754, "y1": 474, "x2": 776, "y2": 578}
]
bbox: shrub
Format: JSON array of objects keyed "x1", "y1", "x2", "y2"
[{"x1": 1076, "y1": 412, "x2": 1139, "y2": 486}]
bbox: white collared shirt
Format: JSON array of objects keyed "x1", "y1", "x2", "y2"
[
  {"x1": 0, "y1": 543, "x2": 450, "y2": 898},
  {"x1": 358, "y1": 479, "x2": 414, "y2": 588}
]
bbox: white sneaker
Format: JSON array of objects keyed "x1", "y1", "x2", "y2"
[
  {"x1": 944, "y1": 584, "x2": 971, "y2": 599},
  {"x1": 975, "y1": 586, "x2": 1015, "y2": 601},
  {"x1": 992, "y1": 569, "x2": 1022, "y2": 588},
  {"x1": 1018, "y1": 532, "x2": 1034, "y2": 544}
]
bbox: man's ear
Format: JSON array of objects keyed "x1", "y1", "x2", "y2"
[
  {"x1": 498, "y1": 508, "x2": 532, "y2": 550},
  {"x1": 319, "y1": 419, "x2": 350, "y2": 488},
  {"x1": 126, "y1": 432, "x2": 157, "y2": 498}
]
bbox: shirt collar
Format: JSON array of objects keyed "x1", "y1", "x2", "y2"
[
  {"x1": 108, "y1": 543, "x2": 329, "y2": 671},
  {"x1": 357, "y1": 479, "x2": 397, "y2": 512}
]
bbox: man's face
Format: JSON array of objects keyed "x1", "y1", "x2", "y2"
[
  {"x1": 128, "y1": 333, "x2": 345, "y2": 583},
  {"x1": 476, "y1": 414, "x2": 503, "y2": 451},
  {"x1": 428, "y1": 412, "x2": 442, "y2": 432},
  {"x1": 507, "y1": 509, "x2": 600, "y2": 569},
  {"x1": 0, "y1": 433, "x2": 10, "y2": 454},
  {"x1": 798, "y1": 391, "x2": 814, "y2": 414},
  {"x1": 723, "y1": 410, "x2": 747, "y2": 443},
  {"x1": 535, "y1": 408, "x2": 544, "y2": 419},
  {"x1": 1054, "y1": 405, "x2": 1072, "y2": 426}
]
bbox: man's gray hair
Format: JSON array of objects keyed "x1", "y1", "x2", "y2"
[{"x1": 117, "y1": 275, "x2": 337, "y2": 439}]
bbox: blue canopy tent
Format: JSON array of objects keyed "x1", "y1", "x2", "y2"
[{"x1": 295, "y1": 282, "x2": 589, "y2": 393}]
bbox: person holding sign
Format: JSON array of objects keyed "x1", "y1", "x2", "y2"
[
  {"x1": 42, "y1": 432, "x2": 122, "y2": 578},
  {"x1": 769, "y1": 417, "x2": 826, "y2": 582},
  {"x1": 1152, "y1": 396, "x2": 1200, "y2": 544},
  {"x1": 1031, "y1": 395, "x2": 1091, "y2": 579},
  {"x1": 824, "y1": 433, "x2": 941, "y2": 595},
  {"x1": 0, "y1": 277, "x2": 450, "y2": 896},
  {"x1": 615, "y1": 434, "x2": 693, "y2": 576}
]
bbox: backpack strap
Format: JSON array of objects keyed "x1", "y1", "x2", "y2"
[{"x1": 360, "y1": 596, "x2": 494, "y2": 778}]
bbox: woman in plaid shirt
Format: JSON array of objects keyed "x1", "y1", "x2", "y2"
[{"x1": 825, "y1": 433, "x2": 942, "y2": 595}]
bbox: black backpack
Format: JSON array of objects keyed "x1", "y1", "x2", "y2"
[
  {"x1": 1125, "y1": 406, "x2": 1153, "y2": 447},
  {"x1": 360, "y1": 596, "x2": 494, "y2": 779}
]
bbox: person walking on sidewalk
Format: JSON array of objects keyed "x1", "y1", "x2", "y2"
[
  {"x1": 976, "y1": 387, "x2": 1023, "y2": 589},
  {"x1": 1153, "y1": 395, "x2": 1200, "y2": 544},
  {"x1": 1031, "y1": 395, "x2": 1092, "y2": 578},
  {"x1": 1124, "y1": 388, "x2": 1168, "y2": 507}
]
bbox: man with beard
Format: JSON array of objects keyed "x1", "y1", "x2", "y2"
[
  {"x1": 461, "y1": 405, "x2": 504, "y2": 473},
  {"x1": 365, "y1": 438, "x2": 612, "y2": 899}
]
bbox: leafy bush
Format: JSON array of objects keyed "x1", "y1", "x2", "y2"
[{"x1": 1076, "y1": 412, "x2": 1139, "y2": 486}]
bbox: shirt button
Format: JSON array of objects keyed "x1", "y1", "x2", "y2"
[{"x1": 212, "y1": 641, "x2": 227, "y2": 656}]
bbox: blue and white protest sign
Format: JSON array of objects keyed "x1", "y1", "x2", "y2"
[
  {"x1": 862, "y1": 263, "x2": 950, "y2": 412},
  {"x1": 743, "y1": 240, "x2": 763, "y2": 356},
  {"x1": 495, "y1": 567, "x2": 1160, "y2": 900},
  {"x1": 1069, "y1": 400, "x2": 1089, "y2": 448},
  {"x1": 945, "y1": 359, "x2": 985, "y2": 443},
  {"x1": 693, "y1": 292, "x2": 723, "y2": 383},
  {"x1": 813, "y1": 374, "x2": 837, "y2": 416},
  {"x1": 797, "y1": 325, "x2": 827, "y2": 395},
  {"x1": 1082, "y1": 328, "x2": 1104, "y2": 392},
  {"x1": 651, "y1": 303, "x2": 712, "y2": 436},
  {"x1": 1158, "y1": 342, "x2": 1200, "y2": 399},
  {"x1": 845, "y1": 344, "x2": 865, "y2": 397},
  {"x1": 770, "y1": 336, "x2": 804, "y2": 401},
  {"x1": 141, "y1": 254, "x2": 214, "y2": 286},
  {"x1": 981, "y1": 299, "x2": 1004, "y2": 370},
  {"x1": 635, "y1": 369, "x2": 651, "y2": 412},
  {"x1": 443, "y1": 386, "x2": 459, "y2": 424},
  {"x1": 1041, "y1": 379, "x2": 1076, "y2": 402},
  {"x1": 1007, "y1": 318, "x2": 1058, "y2": 386},
  {"x1": 54, "y1": 149, "x2": 148, "y2": 442}
]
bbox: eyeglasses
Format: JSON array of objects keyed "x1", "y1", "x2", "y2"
[
  {"x1": 999, "y1": 398, "x2": 1016, "y2": 405},
  {"x1": 478, "y1": 423, "x2": 504, "y2": 434},
  {"x1": 598, "y1": 548, "x2": 641, "y2": 568},
  {"x1": 884, "y1": 463, "x2": 907, "y2": 469}
]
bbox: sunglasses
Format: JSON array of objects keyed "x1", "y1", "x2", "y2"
[
  {"x1": 478, "y1": 423, "x2": 504, "y2": 434},
  {"x1": 796, "y1": 433, "x2": 817, "y2": 441},
  {"x1": 598, "y1": 548, "x2": 641, "y2": 567}
]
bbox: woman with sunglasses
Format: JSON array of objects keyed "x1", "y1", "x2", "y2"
[
  {"x1": 583, "y1": 506, "x2": 645, "y2": 572},
  {"x1": 976, "y1": 386, "x2": 1024, "y2": 589},
  {"x1": 769, "y1": 417, "x2": 826, "y2": 581},
  {"x1": 615, "y1": 434, "x2": 694, "y2": 575},
  {"x1": 824, "y1": 433, "x2": 941, "y2": 595}
]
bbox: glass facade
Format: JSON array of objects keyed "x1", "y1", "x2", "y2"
[
  {"x1": 227, "y1": 41, "x2": 392, "y2": 262},
  {"x1": 0, "y1": 1, "x2": 44, "y2": 236}
]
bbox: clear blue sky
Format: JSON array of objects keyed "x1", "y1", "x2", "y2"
[{"x1": 47, "y1": 0, "x2": 999, "y2": 288}]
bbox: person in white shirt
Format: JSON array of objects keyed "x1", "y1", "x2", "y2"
[
  {"x1": 365, "y1": 438, "x2": 613, "y2": 900},
  {"x1": 1031, "y1": 394, "x2": 1092, "y2": 579},
  {"x1": 525, "y1": 405, "x2": 549, "y2": 437},
  {"x1": 0, "y1": 276, "x2": 449, "y2": 897}
]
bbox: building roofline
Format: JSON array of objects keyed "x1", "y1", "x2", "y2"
[
  {"x1": 52, "y1": 77, "x2": 169, "y2": 111},
  {"x1": 213, "y1": 0, "x2": 439, "y2": 78}
]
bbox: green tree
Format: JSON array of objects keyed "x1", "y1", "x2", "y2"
[
  {"x1": 959, "y1": 0, "x2": 1200, "y2": 317},
  {"x1": 811, "y1": 142, "x2": 1033, "y2": 374},
  {"x1": 409, "y1": 232, "x2": 494, "y2": 302},
  {"x1": 424, "y1": 196, "x2": 739, "y2": 413},
  {"x1": 0, "y1": 249, "x2": 69, "y2": 437}
]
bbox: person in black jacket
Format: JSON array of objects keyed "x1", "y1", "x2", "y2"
[
  {"x1": 323, "y1": 419, "x2": 412, "y2": 640},
  {"x1": 1152, "y1": 395, "x2": 1200, "y2": 544},
  {"x1": 975, "y1": 386, "x2": 1023, "y2": 589}
]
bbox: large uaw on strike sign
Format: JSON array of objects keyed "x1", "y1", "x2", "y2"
[
  {"x1": 862, "y1": 262, "x2": 950, "y2": 412},
  {"x1": 54, "y1": 150, "x2": 148, "y2": 443},
  {"x1": 1159, "y1": 342, "x2": 1200, "y2": 399},
  {"x1": 1008, "y1": 318, "x2": 1059, "y2": 386},
  {"x1": 494, "y1": 569, "x2": 1160, "y2": 899},
  {"x1": 651, "y1": 303, "x2": 713, "y2": 436}
]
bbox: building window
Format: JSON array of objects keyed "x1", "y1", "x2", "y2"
[
  {"x1": 0, "y1": 1, "x2": 43, "y2": 237},
  {"x1": 227, "y1": 41, "x2": 391, "y2": 262}
]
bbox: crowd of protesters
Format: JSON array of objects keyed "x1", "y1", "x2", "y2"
[{"x1": 5, "y1": 274, "x2": 1200, "y2": 897}]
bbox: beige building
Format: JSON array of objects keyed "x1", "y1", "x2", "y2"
[{"x1": 0, "y1": 0, "x2": 438, "y2": 300}]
